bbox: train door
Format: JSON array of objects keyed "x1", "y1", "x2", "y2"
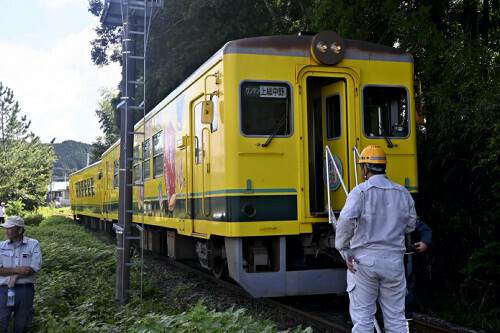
[
  {"x1": 321, "y1": 81, "x2": 349, "y2": 211},
  {"x1": 306, "y1": 77, "x2": 351, "y2": 215},
  {"x1": 189, "y1": 98, "x2": 210, "y2": 235}
]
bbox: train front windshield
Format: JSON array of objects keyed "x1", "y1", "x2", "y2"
[
  {"x1": 363, "y1": 86, "x2": 410, "y2": 138},
  {"x1": 240, "y1": 81, "x2": 292, "y2": 137}
]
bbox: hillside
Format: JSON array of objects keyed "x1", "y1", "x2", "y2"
[{"x1": 52, "y1": 140, "x2": 92, "y2": 176}]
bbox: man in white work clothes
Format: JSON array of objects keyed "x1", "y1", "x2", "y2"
[
  {"x1": 335, "y1": 145, "x2": 416, "y2": 332},
  {"x1": 0, "y1": 216, "x2": 42, "y2": 332}
]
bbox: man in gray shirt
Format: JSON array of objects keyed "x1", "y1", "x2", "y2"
[
  {"x1": 335, "y1": 145, "x2": 416, "y2": 333},
  {"x1": 0, "y1": 216, "x2": 42, "y2": 333}
]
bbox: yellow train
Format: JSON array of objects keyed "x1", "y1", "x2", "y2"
[{"x1": 70, "y1": 30, "x2": 419, "y2": 297}]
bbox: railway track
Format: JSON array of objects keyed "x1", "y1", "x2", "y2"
[
  {"x1": 166, "y1": 256, "x2": 458, "y2": 333},
  {"x1": 86, "y1": 228, "x2": 467, "y2": 333}
]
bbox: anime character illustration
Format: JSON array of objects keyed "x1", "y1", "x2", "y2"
[{"x1": 163, "y1": 122, "x2": 177, "y2": 212}]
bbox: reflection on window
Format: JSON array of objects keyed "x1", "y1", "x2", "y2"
[
  {"x1": 325, "y1": 94, "x2": 341, "y2": 139},
  {"x1": 113, "y1": 160, "x2": 119, "y2": 188},
  {"x1": 153, "y1": 131, "x2": 163, "y2": 178},
  {"x1": 133, "y1": 146, "x2": 142, "y2": 183},
  {"x1": 143, "y1": 140, "x2": 151, "y2": 181},
  {"x1": 363, "y1": 86, "x2": 409, "y2": 138},
  {"x1": 240, "y1": 81, "x2": 292, "y2": 136}
]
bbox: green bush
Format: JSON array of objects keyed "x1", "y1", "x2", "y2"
[
  {"x1": 23, "y1": 213, "x2": 44, "y2": 226},
  {"x1": 5, "y1": 199, "x2": 25, "y2": 217},
  {"x1": 26, "y1": 215, "x2": 310, "y2": 333}
]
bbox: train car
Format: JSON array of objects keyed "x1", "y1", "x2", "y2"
[
  {"x1": 69, "y1": 161, "x2": 103, "y2": 229},
  {"x1": 70, "y1": 30, "x2": 419, "y2": 297}
]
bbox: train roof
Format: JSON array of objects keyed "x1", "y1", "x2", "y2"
[
  {"x1": 69, "y1": 160, "x2": 101, "y2": 177},
  {"x1": 223, "y1": 34, "x2": 413, "y2": 63},
  {"x1": 100, "y1": 32, "x2": 412, "y2": 158}
]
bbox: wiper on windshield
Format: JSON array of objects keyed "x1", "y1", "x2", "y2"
[
  {"x1": 379, "y1": 126, "x2": 397, "y2": 148},
  {"x1": 262, "y1": 111, "x2": 288, "y2": 147}
]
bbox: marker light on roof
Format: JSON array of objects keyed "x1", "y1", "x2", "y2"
[
  {"x1": 310, "y1": 30, "x2": 345, "y2": 65},
  {"x1": 316, "y1": 41, "x2": 328, "y2": 53},
  {"x1": 331, "y1": 41, "x2": 342, "y2": 54}
]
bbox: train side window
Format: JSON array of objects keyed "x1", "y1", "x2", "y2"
[
  {"x1": 91, "y1": 178, "x2": 94, "y2": 196},
  {"x1": 84, "y1": 179, "x2": 88, "y2": 197},
  {"x1": 194, "y1": 102, "x2": 204, "y2": 164},
  {"x1": 211, "y1": 95, "x2": 219, "y2": 133},
  {"x1": 143, "y1": 139, "x2": 151, "y2": 181},
  {"x1": 113, "y1": 160, "x2": 119, "y2": 188},
  {"x1": 76, "y1": 182, "x2": 79, "y2": 198},
  {"x1": 240, "y1": 81, "x2": 293, "y2": 137},
  {"x1": 362, "y1": 86, "x2": 409, "y2": 138},
  {"x1": 153, "y1": 131, "x2": 163, "y2": 178},
  {"x1": 133, "y1": 146, "x2": 141, "y2": 183},
  {"x1": 325, "y1": 94, "x2": 341, "y2": 139}
]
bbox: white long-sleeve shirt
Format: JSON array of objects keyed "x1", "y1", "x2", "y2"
[
  {"x1": 335, "y1": 174, "x2": 417, "y2": 260},
  {"x1": 0, "y1": 236, "x2": 42, "y2": 285}
]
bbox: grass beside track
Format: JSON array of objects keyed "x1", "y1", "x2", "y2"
[{"x1": 2, "y1": 214, "x2": 311, "y2": 333}]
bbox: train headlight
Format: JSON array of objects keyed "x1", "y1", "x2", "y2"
[
  {"x1": 310, "y1": 30, "x2": 345, "y2": 65},
  {"x1": 330, "y1": 41, "x2": 342, "y2": 54},
  {"x1": 316, "y1": 41, "x2": 328, "y2": 53}
]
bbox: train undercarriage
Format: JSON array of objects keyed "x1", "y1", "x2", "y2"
[{"x1": 76, "y1": 215, "x2": 347, "y2": 297}]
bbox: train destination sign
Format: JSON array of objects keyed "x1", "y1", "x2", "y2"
[{"x1": 244, "y1": 85, "x2": 287, "y2": 98}]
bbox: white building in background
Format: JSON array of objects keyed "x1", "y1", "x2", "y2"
[{"x1": 46, "y1": 177, "x2": 70, "y2": 207}]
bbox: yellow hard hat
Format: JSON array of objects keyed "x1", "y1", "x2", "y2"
[{"x1": 359, "y1": 145, "x2": 387, "y2": 164}]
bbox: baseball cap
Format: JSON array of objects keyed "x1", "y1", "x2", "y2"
[{"x1": 1, "y1": 216, "x2": 25, "y2": 228}]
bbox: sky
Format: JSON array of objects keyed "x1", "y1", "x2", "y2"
[{"x1": 0, "y1": 0, "x2": 121, "y2": 144}]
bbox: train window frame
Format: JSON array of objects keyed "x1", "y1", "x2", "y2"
[
  {"x1": 361, "y1": 85, "x2": 410, "y2": 139},
  {"x1": 91, "y1": 178, "x2": 94, "y2": 196},
  {"x1": 324, "y1": 93, "x2": 342, "y2": 140},
  {"x1": 143, "y1": 139, "x2": 151, "y2": 181},
  {"x1": 76, "y1": 182, "x2": 79, "y2": 198},
  {"x1": 133, "y1": 145, "x2": 142, "y2": 184},
  {"x1": 153, "y1": 131, "x2": 163, "y2": 179},
  {"x1": 113, "y1": 160, "x2": 119, "y2": 189},
  {"x1": 239, "y1": 80, "x2": 294, "y2": 138}
]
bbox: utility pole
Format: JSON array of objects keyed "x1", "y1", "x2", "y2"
[{"x1": 100, "y1": 0, "x2": 163, "y2": 307}]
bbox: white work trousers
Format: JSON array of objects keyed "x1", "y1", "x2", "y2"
[{"x1": 347, "y1": 255, "x2": 408, "y2": 333}]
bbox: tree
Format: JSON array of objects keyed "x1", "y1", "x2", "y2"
[
  {"x1": 91, "y1": 88, "x2": 120, "y2": 159},
  {"x1": 306, "y1": 0, "x2": 500, "y2": 327},
  {"x1": 88, "y1": 0, "x2": 122, "y2": 67},
  {"x1": 0, "y1": 82, "x2": 56, "y2": 210},
  {"x1": 89, "y1": 0, "x2": 275, "y2": 114},
  {"x1": 53, "y1": 140, "x2": 92, "y2": 175},
  {"x1": 86, "y1": 0, "x2": 499, "y2": 328},
  {"x1": 0, "y1": 82, "x2": 30, "y2": 149}
]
